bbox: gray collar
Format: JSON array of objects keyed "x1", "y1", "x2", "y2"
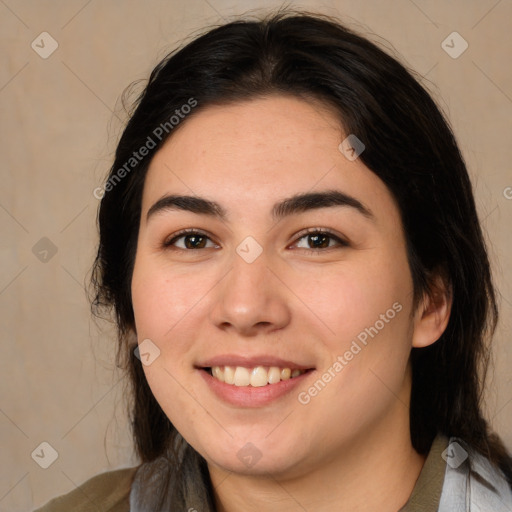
[{"x1": 438, "y1": 437, "x2": 512, "y2": 511}]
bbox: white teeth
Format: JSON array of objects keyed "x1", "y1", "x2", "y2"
[
  {"x1": 209, "y1": 365, "x2": 307, "y2": 387},
  {"x1": 250, "y1": 366, "x2": 268, "y2": 387},
  {"x1": 268, "y1": 366, "x2": 281, "y2": 384},
  {"x1": 224, "y1": 366, "x2": 235, "y2": 385},
  {"x1": 234, "y1": 367, "x2": 250, "y2": 386},
  {"x1": 212, "y1": 366, "x2": 224, "y2": 382}
]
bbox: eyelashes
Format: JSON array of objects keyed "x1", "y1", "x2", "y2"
[
  {"x1": 164, "y1": 228, "x2": 220, "y2": 250},
  {"x1": 292, "y1": 227, "x2": 349, "y2": 251},
  {"x1": 163, "y1": 227, "x2": 349, "y2": 252}
]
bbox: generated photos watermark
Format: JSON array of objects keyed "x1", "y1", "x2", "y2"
[
  {"x1": 442, "y1": 441, "x2": 468, "y2": 469},
  {"x1": 93, "y1": 97, "x2": 198, "y2": 199},
  {"x1": 298, "y1": 301, "x2": 403, "y2": 405},
  {"x1": 134, "y1": 338, "x2": 161, "y2": 366},
  {"x1": 338, "y1": 134, "x2": 365, "y2": 161}
]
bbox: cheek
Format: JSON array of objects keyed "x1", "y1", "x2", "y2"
[
  {"x1": 141, "y1": 360, "x2": 205, "y2": 445},
  {"x1": 325, "y1": 267, "x2": 412, "y2": 397},
  {"x1": 295, "y1": 277, "x2": 412, "y2": 443},
  {"x1": 298, "y1": 249, "x2": 414, "y2": 414},
  {"x1": 296, "y1": 258, "x2": 409, "y2": 351},
  {"x1": 131, "y1": 256, "x2": 213, "y2": 340}
]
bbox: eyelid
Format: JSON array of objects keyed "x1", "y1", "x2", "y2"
[
  {"x1": 289, "y1": 227, "x2": 349, "y2": 250},
  {"x1": 163, "y1": 228, "x2": 219, "y2": 248}
]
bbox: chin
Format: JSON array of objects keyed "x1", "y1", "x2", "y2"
[{"x1": 198, "y1": 434, "x2": 308, "y2": 478}]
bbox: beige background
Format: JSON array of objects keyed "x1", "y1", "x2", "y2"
[{"x1": 1, "y1": 0, "x2": 511, "y2": 510}]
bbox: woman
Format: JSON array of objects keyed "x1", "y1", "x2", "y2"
[{"x1": 36, "y1": 9, "x2": 512, "y2": 512}]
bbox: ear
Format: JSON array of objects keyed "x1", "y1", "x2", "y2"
[{"x1": 412, "y1": 273, "x2": 452, "y2": 348}]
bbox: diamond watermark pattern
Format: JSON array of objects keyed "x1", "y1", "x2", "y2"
[
  {"x1": 441, "y1": 32, "x2": 468, "y2": 59},
  {"x1": 134, "y1": 338, "x2": 161, "y2": 366},
  {"x1": 31, "y1": 442, "x2": 59, "y2": 469},
  {"x1": 31, "y1": 32, "x2": 59, "y2": 59},
  {"x1": 32, "y1": 237, "x2": 58, "y2": 263},
  {"x1": 442, "y1": 441, "x2": 468, "y2": 469},
  {"x1": 236, "y1": 236, "x2": 263, "y2": 263},
  {"x1": 338, "y1": 134, "x2": 365, "y2": 161},
  {"x1": 237, "y1": 442, "x2": 262, "y2": 468}
]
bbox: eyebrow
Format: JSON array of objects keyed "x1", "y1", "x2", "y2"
[{"x1": 146, "y1": 189, "x2": 374, "y2": 223}]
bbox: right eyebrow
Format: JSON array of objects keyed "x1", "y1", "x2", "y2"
[{"x1": 146, "y1": 195, "x2": 227, "y2": 223}]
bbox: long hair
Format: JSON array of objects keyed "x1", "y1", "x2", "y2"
[{"x1": 90, "y1": 8, "x2": 512, "y2": 496}]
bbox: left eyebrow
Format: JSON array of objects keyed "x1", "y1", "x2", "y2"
[
  {"x1": 271, "y1": 190, "x2": 374, "y2": 221},
  {"x1": 145, "y1": 189, "x2": 374, "y2": 223}
]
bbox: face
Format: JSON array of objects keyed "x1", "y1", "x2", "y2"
[{"x1": 131, "y1": 95, "x2": 417, "y2": 478}]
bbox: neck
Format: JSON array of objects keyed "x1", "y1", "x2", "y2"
[{"x1": 209, "y1": 377, "x2": 426, "y2": 512}]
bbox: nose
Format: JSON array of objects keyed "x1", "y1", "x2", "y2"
[{"x1": 209, "y1": 248, "x2": 291, "y2": 337}]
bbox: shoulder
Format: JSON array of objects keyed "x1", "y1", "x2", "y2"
[{"x1": 33, "y1": 466, "x2": 139, "y2": 512}]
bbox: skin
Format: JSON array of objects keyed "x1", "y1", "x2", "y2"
[{"x1": 131, "y1": 95, "x2": 451, "y2": 511}]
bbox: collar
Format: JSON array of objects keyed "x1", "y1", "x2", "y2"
[
  {"x1": 129, "y1": 434, "x2": 512, "y2": 511},
  {"x1": 438, "y1": 436, "x2": 512, "y2": 512}
]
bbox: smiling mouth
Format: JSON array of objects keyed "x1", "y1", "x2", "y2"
[{"x1": 203, "y1": 366, "x2": 313, "y2": 387}]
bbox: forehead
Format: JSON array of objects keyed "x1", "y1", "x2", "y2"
[{"x1": 142, "y1": 95, "x2": 398, "y2": 223}]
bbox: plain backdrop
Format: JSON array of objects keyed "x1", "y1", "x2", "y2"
[{"x1": 1, "y1": 0, "x2": 511, "y2": 510}]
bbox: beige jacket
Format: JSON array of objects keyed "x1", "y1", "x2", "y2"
[{"x1": 34, "y1": 466, "x2": 137, "y2": 512}]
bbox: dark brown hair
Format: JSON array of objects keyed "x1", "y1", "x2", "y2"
[{"x1": 90, "y1": 7, "x2": 512, "y2": 500}]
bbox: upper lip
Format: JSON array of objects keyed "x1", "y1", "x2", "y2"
[{"x1": 197, "y1": 354, "x2": 314, "y2": 370}]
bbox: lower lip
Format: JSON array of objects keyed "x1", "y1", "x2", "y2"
[{"x1": 199, "y1": 369, "x2": 314, "y2": 408}]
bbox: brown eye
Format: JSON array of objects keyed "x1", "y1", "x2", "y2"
[
  {"x1": 182, "y1": 234, "x2": 207, "y2": 249},
  {"x1": 293, "y1": 230, "x2": 348, "y2": 251},
  {"x1": 165, "y1": 230, "x2": 218, "y2": 250},
  {"x1": 306, "y1": 233, "x2": 331, "y2": 249}
]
